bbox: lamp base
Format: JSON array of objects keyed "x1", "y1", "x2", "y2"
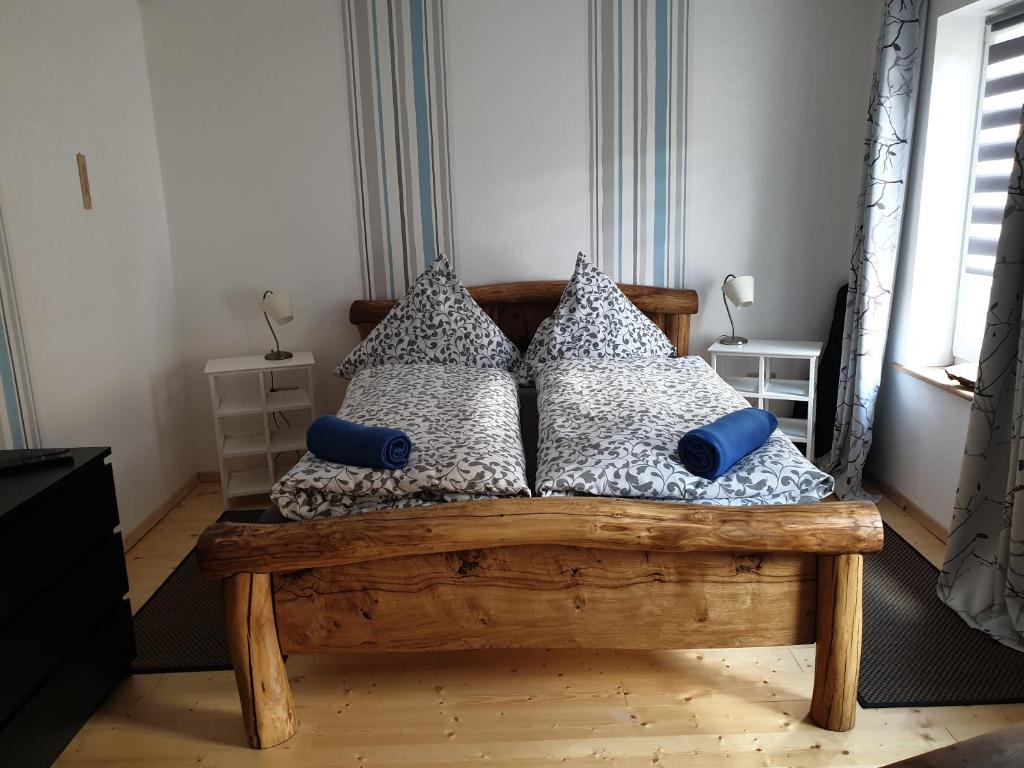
[
  {"x1": 264, "y1": 350, "x2": 293, "y2": 361},
  {"x1": 719, "y1": 335, "x2": 748, "y2": 346}
]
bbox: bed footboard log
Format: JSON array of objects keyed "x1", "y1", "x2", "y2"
[
  {"x1": 810, "y1": 554, "x2": 863, "y2": 732},
  {"x1": 197, "y1": 499, "x2": 882, "y2": 580},
  {"x1": 222, "y1": 572, "x2": 297, "y2": 749},
  {"x1": 272, "y1": 547, "x2": 818, "y2": 653}
]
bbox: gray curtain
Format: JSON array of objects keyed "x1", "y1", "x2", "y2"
[
  {"x1": 937, "y1": 114, "x2": 1024, "y2": 652},
  {"x1": 820, "y1": 0, "x2": 928, "y2": 499}
]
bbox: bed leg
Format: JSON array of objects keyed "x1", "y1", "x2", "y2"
[
  {"x1": 223, "y1": 572, "x2": 297, "y2": 749},
  {"x1": 810, "y1": 554, "x2": 862, "y2": 732}
]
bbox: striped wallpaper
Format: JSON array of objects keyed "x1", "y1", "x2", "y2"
[
  {"x1": 0, "y1": 208, "x2": 27, "y2": 449},
  {"x1": 588, "y1": 0, "x2": 688, "y2": 288},
  {"x1": 0, "y1": 318, "x2": 25, "y2": 450},
  {"x1": 343, "y1": 0, "x2": 456, "y2": 300},
  {"x1": 344, "y1": 1, "x2": 689, "y2": 297}
]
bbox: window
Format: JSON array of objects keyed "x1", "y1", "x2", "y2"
[{"x1": 953, "y1": 10, "x2": 1024, "y2": 362}]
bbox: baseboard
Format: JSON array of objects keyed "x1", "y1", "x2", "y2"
[
  {"x1": 867, "y1": 475, "x2": 949, "y2": 543},
  {"x1": 123, "y1": 472, "x2": 200, "y2": 551}
]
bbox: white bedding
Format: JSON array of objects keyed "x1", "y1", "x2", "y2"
[
  {"x1": 535, "y1": 357, "x2": 835, "y2": 505},
  {"x1": 272, "y1": 363, "x2": 531, "y2": 519}
]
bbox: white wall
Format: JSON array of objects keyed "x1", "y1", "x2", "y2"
[
  {"x1": 871, "y1": 373, "x2": 971, "y2": 527},
  {"x1": 448, "y1": 0, "x2": 880, "y2": 346},
  {"x1": 139, "y1": 0, "x2": 880, "y2": 471},
  {"x1": 445, "y1": 0, "x2": 591, "y2": 285},
  {"x1": 686, "y1": 0, "x2": 879, "y2": 355},
  {"x1": 0, "y1": 0, "x2": 194, "y2": 534},
  {"x1": 139, "y1": 0, "x2": 365, "y2": 471}
]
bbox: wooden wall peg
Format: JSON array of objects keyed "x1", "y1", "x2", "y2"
[{"x1": 76, "y1": 153, "x2": 92, "y2": 210}]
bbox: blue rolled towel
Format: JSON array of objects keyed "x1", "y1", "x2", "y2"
[
  {"x1": 678, "y1": 408, "x2": 778, "y2": 480},
  {"x1": 306, "y1": 415, "x2": 412, "y2": 469}
]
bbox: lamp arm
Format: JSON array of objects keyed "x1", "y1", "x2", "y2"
[
  {"x1": 262, "y1": 290, "x2": 281, "y2": 355},
  {"x1": 721, "y1": 274, "x2": 737, "y2": 340}
]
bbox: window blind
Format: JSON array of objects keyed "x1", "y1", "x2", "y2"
[{"x1": 967, "y1": 12, "x2": 1024, "y2": 277}]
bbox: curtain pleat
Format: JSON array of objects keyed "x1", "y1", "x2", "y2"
[
  {"x1": 820, "y1": 0, "x2": 928, "y2": 499},
  {"x1": 938, "y1": 109, "x2": 1024, "y2": 653}
]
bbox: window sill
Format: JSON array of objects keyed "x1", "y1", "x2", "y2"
[{"x1": 892, "y1": 362, "x2": 974, "y2": 402}]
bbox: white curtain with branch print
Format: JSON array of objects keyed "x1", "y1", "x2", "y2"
[
  {"x1": 937, "y1": 113, "x2": 1024, "y2": 652},
  {"x1": 820, "y1": 0, "x2": 928, "y2": 499}
]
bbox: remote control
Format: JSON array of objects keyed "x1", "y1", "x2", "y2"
[{"x1": 0, "y1": 449, "x2": 74, "y2": 477}]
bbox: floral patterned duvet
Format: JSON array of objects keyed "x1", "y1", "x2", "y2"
[
  {"x1": 535, "y1": 357, "x2": 835, "y2": 505},
  {"x1": 272, "y1": 363, "x2": 530, "y2": 520}
]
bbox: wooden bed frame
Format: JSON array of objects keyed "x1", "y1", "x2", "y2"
[{"x1": 197, "y1": 281, "x2": 883, "y2": 749}]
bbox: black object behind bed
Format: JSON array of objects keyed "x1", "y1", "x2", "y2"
[{"x1": 518, "y1": 385, "x2": 539, "y2": 493}]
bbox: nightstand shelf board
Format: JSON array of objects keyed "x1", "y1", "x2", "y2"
[
  {"x1": 222, "y1": 432, "x2": 266, "y2": 458},
  {"x1": 222, "y1": 428, "x2": 307, "y2": 458},
  {"x1": 778, "y1": 416, "x2": 809, "y2": 443},
  {"x1": 723, "y1": 375, "x2": 759, "y2": 396},
  {"x1": 216, "y1": 388, "x2": 312, "y2": 418},
  {"x1": 226, "y1": 468, "x2": 273, "y2": 498},
  {"x1": 707, "y1": 339, "x2": 823, "y2": 358},
  {"x1": 723, "y1": 376, "x2": 810, "y2": 401},
  {"x1": 204, "y1": 351, "x2": 315, "y2": 375},
  {"x1": 763, "y1": 378, "x2": 810, "y2": 401}
]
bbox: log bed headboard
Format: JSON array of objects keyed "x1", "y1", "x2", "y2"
[{"x1": 349, "y1": 281, "x2": 700, "y2": 356}]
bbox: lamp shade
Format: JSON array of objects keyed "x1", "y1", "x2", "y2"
[
  {"x1": 261, "y1": 290, "x2": 294, "y2": 324},
  {"x1": 723, "y1": 275, "x2": 754, "y2": 308}
]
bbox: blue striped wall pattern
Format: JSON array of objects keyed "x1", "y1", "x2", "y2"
[
  {"x1": 589, "y1": 0, "x2": 688, "y2": 288},
  {"x1": 0, "y1": 313, "x2": 24, "y2": 449},
  {"x1": 343, "y1": 0, "x2": 688, "y2": 298},
  {"x1": 343, "y1": 0, "x2": 456, "y2": 300},
  {"x1": 0, "y1": 207, "x2": 28, "y2": 449}
]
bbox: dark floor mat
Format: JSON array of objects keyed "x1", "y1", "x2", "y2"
[
  {"x1": 134, "y1": 512, "x2": 1024, "y2": 702},
  {"x1": 131, "y1": 510, "x2": 262, "y2": 674},
  {"x1": 859, "y1": 524, "x2": 1024, "y2": 707}
]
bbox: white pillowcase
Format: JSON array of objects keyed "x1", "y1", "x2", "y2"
[
  {"x1": 337, "y1": 255, "x2": 521, "y2": 379},
  {"x1": 516, "y1": 253, "x2": 675, "y2": 384}
]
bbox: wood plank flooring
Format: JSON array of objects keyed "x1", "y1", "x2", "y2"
[{"x1": 54, "y1": 484, "x2": 1024, "y2": 767}]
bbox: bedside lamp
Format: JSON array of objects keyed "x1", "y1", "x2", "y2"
[
  {"x1": 720, "y1": 274, "x2": 754, "y2": 345},
  {"x1": 260, "y1": 290, "x2": 294, "y2": 360}
]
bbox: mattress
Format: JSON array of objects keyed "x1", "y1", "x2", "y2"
[
  {"x1": 535, "y1": 357, "x2": 835, "y2": 505},
  {"x1": 272, "y1": 363, "x2": 531, "y2": 519}
]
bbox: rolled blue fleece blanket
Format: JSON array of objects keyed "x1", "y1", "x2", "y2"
[
  {"x1": 678, "y1": 408, "x2": 778, "y2": 480},
  {"x1": 306, "y1": 415, "x2": 411, "y2": 469}
]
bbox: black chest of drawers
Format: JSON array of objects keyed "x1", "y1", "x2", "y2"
[{"x1": 0, "y1": 448, "x2": 135, "y2": 767}]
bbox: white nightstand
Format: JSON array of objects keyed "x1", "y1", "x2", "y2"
[
  {"x1": 708, "y1": 339, "x2": 823, "y2": 460},
  {"x1": 204, "y1": 351, "x2": 316, "y2": 500}
]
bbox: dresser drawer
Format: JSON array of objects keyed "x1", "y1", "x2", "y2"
[
  {"x1": 0, "y1": 599, "x2": 133, "y2": 768},
  {"x1": 0, "y1": 462, "x2": 119, "y2": 620},
  {"x1": 0, "y1": 532, "x2": 129, "y2": 724}
]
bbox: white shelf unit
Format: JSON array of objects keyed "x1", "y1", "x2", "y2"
[
  {"x1": 709, "y1": 339, "x2": 823, "y2": 460},
  {"x1": 204, "y1": 351, "x2": 316, "y2": 500}
]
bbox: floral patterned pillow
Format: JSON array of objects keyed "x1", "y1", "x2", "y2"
[
  {"x1": 516, "y1": 252, "x2": 675, "y2": 384},
  {"x1": 337, "y1": 255, "x2": 521, "y2": 379}
]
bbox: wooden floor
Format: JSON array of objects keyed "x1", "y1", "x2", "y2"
[{"x1": 55, "y1": 483, "x2": 1024, "y2": 767}]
